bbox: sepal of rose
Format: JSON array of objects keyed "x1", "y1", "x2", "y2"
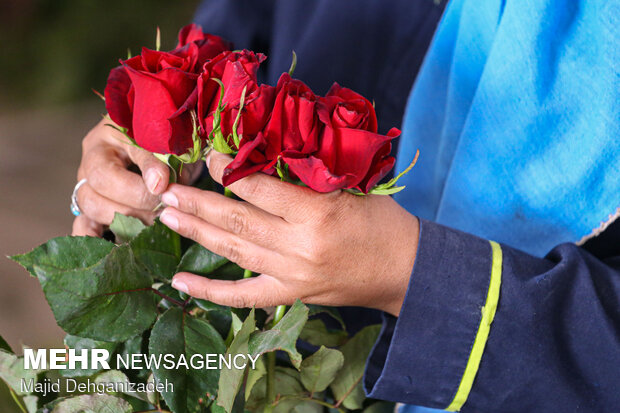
[{"x1": 345, "y1": 149, "x2": 420, "y2": 196}]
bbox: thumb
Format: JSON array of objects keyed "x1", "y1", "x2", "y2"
[{"x1": 127, "y1": 145, "x2": 170, "y2": 195}]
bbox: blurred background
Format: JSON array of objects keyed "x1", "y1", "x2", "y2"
[{"x1": 0, "y1": 0, "x2": 199, "y2": 409}]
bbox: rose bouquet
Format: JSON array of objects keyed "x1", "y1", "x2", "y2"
[{"x1": 7, "y1": 25, "x2": 417, "y2": 413}]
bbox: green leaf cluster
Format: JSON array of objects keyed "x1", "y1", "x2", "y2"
[{"x1": 8, "y1": 213, "x2": 392, "y2": 412}]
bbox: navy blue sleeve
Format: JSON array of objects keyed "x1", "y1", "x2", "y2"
[{"x1": 364, "y1": 219, "x2": 620, "y2": 412}]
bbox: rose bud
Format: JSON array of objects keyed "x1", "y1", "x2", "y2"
[
  {"x1": 104, "y1": 25, "x2": 230, "y2": 155},
  {"x1": 221, "y1": 73, "x2": 320, "y2": 185},
  {"x1": 197, "y1": 50, "x2": 272, "y2": 147},
  {"x1": 281, "y1": 84, "x2": 399, "y2": 193}
]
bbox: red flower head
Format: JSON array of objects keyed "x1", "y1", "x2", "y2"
[
  {"x1": 222, "y1": 77, "x2": 399, "y2": 193},
  {"x1": 104, "y1": 24, "x2": 230, "y2": 155}
]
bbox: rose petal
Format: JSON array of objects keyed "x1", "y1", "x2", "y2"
[
  {"x1": 282, "y1": 153, "x2": 357, "y2": 192},
  {"x1": 104, "y1": 66, "x2": 133, "y2": 131},
  {"x1": 125, "y1": 67, "x2": 195, "y2": 154}
]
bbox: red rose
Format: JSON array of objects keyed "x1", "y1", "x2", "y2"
[
  {"x1": 104, "y1": 25, "x2": 230, "y2": 155},
  {"x1": 176, "y1": 24, "x2": 233, "y2": 69},
  {"x1": 222, "y1": 78, "x2": 399, "y2": 193},
  {"x1": 197, "y1": 50, "x2": 273, "y2": 145},
  {"x1": 283, "y1": 83, "x2": 397, "y2": 193},
  {"x1": 222, "y1": 73, "x2": 321, "y2": 185}
]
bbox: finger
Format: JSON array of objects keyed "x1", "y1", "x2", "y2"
[
  {"x1": 77, "y1": 182, "x2": 157, "y2": 226},
  {"x1": 71, "y1": 215, "x2": 104, "y2": 237},
  {"x1": 206, "y1": 151, "x2": 327, "y2": 222},
  {"x1": 82, "y1": 145, "x2": 161, "y2": 210},
  {"x1": 171, "y1": 272, "x2": 292, "y2": 308},
  {"x1": 125, "y1": 144, "x2": 171, "y2": 195},
  {"x1": 161, "y1": 184, "x2": 287, "y2": 249},
  {"x1": 159, "y1": 206, "x2": 286, "y2": 275}
]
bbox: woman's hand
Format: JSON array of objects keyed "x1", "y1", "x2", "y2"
[
  {"x1": 71, "y1": 119, "x2": 202, "y2": 236},
  {"x1": 161, "y1": 151, "x2": 419, "y2": 316}
]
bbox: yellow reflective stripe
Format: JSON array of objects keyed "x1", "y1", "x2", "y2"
[{"x1": 446, "y1": 240, "x2": 503, "y2": 411}]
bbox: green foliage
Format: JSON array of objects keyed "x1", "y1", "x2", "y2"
[
  {"x1": 149, "y1": 307, "x2": 226, "y2": 413},
  {"x1": 299, "y1": 319, "x2": 348, "y2": 347},
  {"x1": 330, "y1": 325, "x2": 382, "y2": 410},
  {"x1": 248, "y1": 300, "x2": 308, "y2": 369},
  {"x1": 39, "y1": 393, "x2": 132, "y2": 413},
  {"x1": 217, "y1": 309, "x2": 256, "y2": 412},
  {"x1": 8, "y1": 214, "x2": 391, "y2": 413},
  {"x1": 61, "y1": 335, "x2": 118, "y2": 378},
  {"x1": 300, "y1": 346, "x2": 344, "y2": 394},
  {"x1": 130, "y1": 219, "x2": 182, "y2": 281},
  {"x1": 110, "y1": 213, "x2": 146, "y2": 243},
  {"x1": 0, "y1": 350, "x2": 42, "y2": 396},
  {"x1": 13, "y1": 240, "x2": 158, "y2": 342},
  {"x1": 177, "y1": 243, "x2": 229, "y2": 276}
]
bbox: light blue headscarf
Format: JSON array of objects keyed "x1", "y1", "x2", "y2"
[
  {"x1": 395, "y1": 0, "x2": 619, "y2": 261},
  {"x1": 394, "y1": 0, "x2": 619, "y2": 412}
]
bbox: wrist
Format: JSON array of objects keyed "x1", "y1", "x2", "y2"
[{"x1": 382, "y1": 213, "x2": 419, "y2": 317}]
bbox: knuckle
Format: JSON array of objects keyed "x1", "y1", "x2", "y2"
[
  {"x1": 224, "y1": 239, "x2": 242, "y2": 263},
  {"x1": 230, "y1": 293, "x2": 249, "y2": 308},
  {"x1": 300, "y1": 235, "x2": 326, "y2": 263},
  {"x1": 226, "y1": 207, "x2": 248, "y2": 235},
  {"x1": 87, "y1": 164, "x2": 105, "y2": 190},
  {"x1": 185, "y1": 224, "x2": 202, "y2": 243},
  {"x1": 136, "y1": 187, "x2": 156, "y2": 209},
  {"x1": 184, "y1": 194, "x2": 203, "y2": 217},
  {"x1": 238, "y1": 253, "x2": 264, "y2": 273},
  {"x1": 193, "y1": 283, "x2": 211, "y2": 301}
]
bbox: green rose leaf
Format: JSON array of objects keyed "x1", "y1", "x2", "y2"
[
  {"x1": 177, "y1": 243, "x2": 229, "y2": 276},
  {"x1": 110, "y1": 212, "x2": 146, "y2": 243},
  {"x1": 40, "y1": 393, "x2": 132, "y2": 413},
  {"x1": 299, "y1": 319, "x2": 348, "y2": 348},
  {"x1": 217, "y1": 309, "x2": 255, "y2": 413},
  {"x1": 118, "y1": 333, "x2": 151, "y2": 382},
  {"x1": 149, "y1": 307, "x2": 226, "y2": 413},
  {"x1": 245, "y1": 356, "x2": 266, "y2": 401},
  {"x1": 61, "y1": 335, "x2": 118, "y2": 377},
  {"x1": 307, "y1": 305, "x2": 346, "y2": 330},
  {"x1": 38, "y1": 244, "x2": 158, "y2": 342},
  {"x1": 246, "y1": 367, "x2": 305, "y2": 413},
  {"x1": 248, "y1": 300, "x2": 308, "y2": 369},
  {"x1": 10, "y1": 236, "x2": 114, "y2": 281},
  {"x1": 130, "y1": 220, "x2": 181, "y2": 281},
  {"x1": 0, "y1": 349, "x2": 41, "y2": 395},
  {"x1": 23, "y1": 395, "x2": 38, "y2": 413},
  {"x1": 300, "y1": 346, "x2": 344, "y2": 394},
  {"x1": 93, "y1": 370, "x2": 153, "y2": 403},
  {"x1": 330, "y1": 324, "x2": 381, "y2": 410}
]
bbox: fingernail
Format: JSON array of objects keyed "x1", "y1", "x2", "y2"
[
  {"x1": 172, "y1": 277, "x2": 189, "y2": 294},
  {"x1": 145, "y1": 169, "x2": 162, "y2": 194},
  {"x1": 161, "y1": 191, "x2": 179, "y2": 208},
  {"x1": 159, "y1": 209, "x2": 179, "y2": 230}
]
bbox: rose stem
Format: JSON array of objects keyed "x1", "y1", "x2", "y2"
[{"x1": 264, "y1": 305, "x2": 287, "y2": 413}]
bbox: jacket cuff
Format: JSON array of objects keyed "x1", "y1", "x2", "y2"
[{"x1": 364, "y1": 219, "x2": 502, "y2": 410}]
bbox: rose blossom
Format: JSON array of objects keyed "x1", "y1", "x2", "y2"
[
  {"x1": 104, "y1": 24, "x2": 230, "y2": 155},
  {"x1": 222, "y1": 76, "x2": 400, "y2": 193},
  {"x1": 196, "y1": 50, "x2": 275, "y2": 148}
]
